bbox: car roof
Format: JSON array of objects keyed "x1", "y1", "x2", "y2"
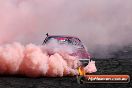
[
  {"x1": 47, "y1": 35, "x2": 80, "y2": 39},
  {"x1": 42, "y1": 34, "x2": 82, "y2": 45}
]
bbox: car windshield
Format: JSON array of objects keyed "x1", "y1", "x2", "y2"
[{"x1": 46, "y1": 36, "x2": 84, "y2": 49}]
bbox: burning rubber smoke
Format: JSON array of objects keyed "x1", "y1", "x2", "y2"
[
  {"x1": 0, "y1": 0, "x2": 132, "y2": 58},
  {"x1": 1, "y1": 0, "x2": 132, "y2": 77},
  {"x1": 0, "y1": 41, "x2": 97, "y2": 77}
]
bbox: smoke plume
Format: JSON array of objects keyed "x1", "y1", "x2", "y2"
[
  {"x1": 0, "y1": 0, "x2": 132, "y2": 57},
  {"x1": 0, "y1": 42, "x2": 97, "y2": 77}
]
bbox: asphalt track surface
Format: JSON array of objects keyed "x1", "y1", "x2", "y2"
[{"x1": 0, "y1": 58, "x2": 132, "y2": 88}]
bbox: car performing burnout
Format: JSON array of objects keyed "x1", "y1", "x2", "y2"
[{"x1": 42, "y1": 33, "x2": 91, "y2": 67}]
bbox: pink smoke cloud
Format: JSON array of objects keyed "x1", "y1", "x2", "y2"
[
  {"x1": 0, "y1": 42, "x2": 97, "y2": 77},
  {"x1": 0, "y1": 0, "x2": 132, "y2": 57}
]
